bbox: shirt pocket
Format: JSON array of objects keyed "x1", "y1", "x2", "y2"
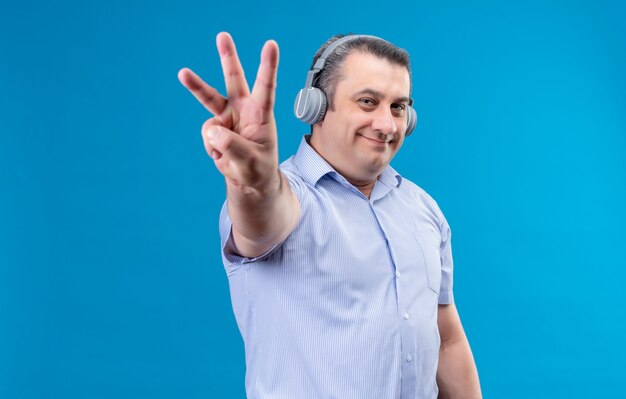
[{"x1": 413, "y1": 232, "x2": 442, "y2": 295}]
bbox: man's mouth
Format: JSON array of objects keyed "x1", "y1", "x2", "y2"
[{"x1": 358, "y1": 134, "x2": 389, "y2": 144}]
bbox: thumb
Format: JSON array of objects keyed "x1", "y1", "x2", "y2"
[{"x1": 202, "y1": 124, "x2": 255, "y2": 162}]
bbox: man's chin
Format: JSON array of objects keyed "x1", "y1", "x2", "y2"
[{"x1": 355, "y1": 156, "x2": 389, "y2": 177}]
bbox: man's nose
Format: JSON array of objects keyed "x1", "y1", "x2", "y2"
[{"x1": 371, "y1": 107, "x2": 398, "y2": 135}]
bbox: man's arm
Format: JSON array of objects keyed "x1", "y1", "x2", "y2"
[
  {"x1": 437, "y1": 303, "x2": 482, "y2": 399},
  {"x1": 178, "y1": 32, "x2": 300, "y2": 258}
]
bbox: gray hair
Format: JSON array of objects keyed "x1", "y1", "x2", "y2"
[{"x1": 310, "y1": 34, "x2": 412, "y2": 111}]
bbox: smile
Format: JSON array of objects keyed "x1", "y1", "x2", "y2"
[{"x1": 358, "y1": 134, "x2": 389, "y2": 145}]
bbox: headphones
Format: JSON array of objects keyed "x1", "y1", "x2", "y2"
[{"x1": 294, "y1": 35, "x2": 417, "y2": 136}]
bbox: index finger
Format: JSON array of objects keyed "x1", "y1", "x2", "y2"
[
  {"x1": 251, "y1": 39, "x2": 279, "y2": 111},
  {"x1": 216, "y1": 32, "x2": 250, "y2": 99}
]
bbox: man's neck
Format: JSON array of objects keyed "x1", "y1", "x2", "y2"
[
  {"x1": 346, "y1": 179, "x2": 376, "y2": 198},
  {"x1": 307, "y1": 135, "x2": 379, "y2": 198}
]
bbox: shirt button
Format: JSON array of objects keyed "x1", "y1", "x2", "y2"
[
  {"x1": 406, "y1": 354, "x2": 413, "y2": 362},
  {"x1": 403, "y1": 313, "x2": 410, "y2": 320},
  {"x1": 395, "y1": 271, "x2": 400, "y2": 278}
]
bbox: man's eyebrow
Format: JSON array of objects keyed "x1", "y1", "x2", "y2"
[{"x1": 353, "y1": 88, "x2": 411, "y2": 104}]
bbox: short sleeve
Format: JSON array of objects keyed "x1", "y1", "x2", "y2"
[
  {"x1": 437, "y1": 209, "x2": 454, "y2": 304},
  {"x1": 218, "y1": 169, "x2": 306, "y2": 276},
  {"x1": 218, "y1": 201, "x2": 281, "y2": 276}
]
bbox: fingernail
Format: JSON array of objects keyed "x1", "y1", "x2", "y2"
[{"x1": 207, "y1": 127, "x2": 219, "y2": 141}]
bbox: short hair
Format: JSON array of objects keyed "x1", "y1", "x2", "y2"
[{"x1": 310, "y1": 34, "x2": 412, "y2": 111}]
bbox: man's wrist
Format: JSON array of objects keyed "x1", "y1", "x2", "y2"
[{"x1": 226, "y1": 169, "x2": 282, "y2": 202}]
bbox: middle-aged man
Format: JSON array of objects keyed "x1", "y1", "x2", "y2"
[{"x1": 178, "y1": 32, "x2": 482, "y2": 399}]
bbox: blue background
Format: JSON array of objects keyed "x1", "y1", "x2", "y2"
[{"x1": 1, "y1": 0, "x2": 624, "y2": 397}]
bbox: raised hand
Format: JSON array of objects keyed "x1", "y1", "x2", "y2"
[
  {"x1": 179, "y1": 32, "x2": 298, "y2": 258},
  {"x1": 178, "y1": 32, "x2": 280, "y2": 192}
]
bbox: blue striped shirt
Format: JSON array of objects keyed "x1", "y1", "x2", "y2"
[{"x1": 219, "y1": 135, "x2": 454, "y2": 399}]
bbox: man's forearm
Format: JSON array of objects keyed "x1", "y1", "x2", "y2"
[
  {"x1": 437, "y1": 337, "x2": 482, "y2": 399},
  {"x1": 227, "y1": 171, "x2": 300, "y2": 258}
]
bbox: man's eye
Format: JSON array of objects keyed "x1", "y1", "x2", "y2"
[
  {"x1": 391, "y1": 104, "x2": 406, "y2": 116},
  {"x1": 358, "y1": 98, "x2": 376, "y2": 106}
]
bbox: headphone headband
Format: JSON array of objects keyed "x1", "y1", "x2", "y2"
[{"x1": 311, "y1": 36, "x2": 380, "y2": 77}]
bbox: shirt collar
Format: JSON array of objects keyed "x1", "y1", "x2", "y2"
[
  {"x1": 293, "y1": 135, "x2": 403, "y2": 189},
  {"x1": 379, "y1": 163, "x2": 403, "y2": 189}
]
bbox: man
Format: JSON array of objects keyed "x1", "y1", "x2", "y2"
[{"x1": 178, "y1": 32, "x2": 482, "y2": 399}]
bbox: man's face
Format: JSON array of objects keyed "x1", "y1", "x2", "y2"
[{"x1": 311, "y1": 51, "x2": 412, "y2": 185}]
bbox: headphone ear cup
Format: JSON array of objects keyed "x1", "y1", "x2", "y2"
[
  {"x1": 294, "y1": 88, "x2": 328, "y2": 125},
  {"x1": 405, "y1": 106, "x2": 417, "y2": 136}
]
